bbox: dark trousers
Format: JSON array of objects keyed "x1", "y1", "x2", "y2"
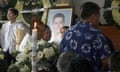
[{"x1": 0, "y1": 50, "x2": 16, "y2": 72}]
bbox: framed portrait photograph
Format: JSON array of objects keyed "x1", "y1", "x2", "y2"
[{"x1": 46, "y1": 7, "x2": 73, "y2": 43}]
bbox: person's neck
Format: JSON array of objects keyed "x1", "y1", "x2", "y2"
[
  {"x1": 81, "y1": 18, "x2": 91, "y2": 24},
  {"x1": 81, "y1": 19, "x2": 98, "y2": 27},
  {"x1": 10, "y1": 19, "x2": 16, "y2": 24}
]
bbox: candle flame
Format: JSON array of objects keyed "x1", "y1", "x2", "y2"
[{"x1": 34, "y1": 22, "x2": 37, "y2": 29}]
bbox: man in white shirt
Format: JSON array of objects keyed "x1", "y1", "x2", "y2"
[{"x1": 0, "y1": 8, "x2": 29, "y2": 54}]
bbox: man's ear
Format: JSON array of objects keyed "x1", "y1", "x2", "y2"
[
  {"x1": 90, "y1": 14, "x2": 96, "y2": 20},
  {"x1": 88, "y1": 14, "x2": 97, "y2": 25},
  {"x1": 87, "y1": 14, "x2": 94, "y2": 23}
]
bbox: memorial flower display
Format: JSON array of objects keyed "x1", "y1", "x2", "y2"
[{"x1": 8, "y1": 39, "x2": 60, "y2": 72}]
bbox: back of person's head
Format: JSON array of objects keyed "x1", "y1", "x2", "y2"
[
  {"x1": 44, "y1": 24, "x2": 51, "y2": 31},
  {"x1": 71, "y1": 14, "x2": 79, "y2": 26},
  {"x1": 80, "y1": 2, "x2": 100, "y2": 19},
  {"x1": 66, "y1": 56, "x2": 96, "y2": 72},
  {"x1": 8, "y1": 8, "x2": 18, "y2": 16},
  {"x1": 57, "y1": 51, "x2": 78, "y2": 72},
  {"x1": 53, "y1": 13, "x2": 65, "y2": 22},
  {"x1": 42, "y1": 24, "x2": 51, "y2": 41},
  {"x1": 110, "y1": 51, "x2": 120, "y2": 71}
]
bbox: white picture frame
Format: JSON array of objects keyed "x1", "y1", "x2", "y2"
[{"x1": 46, "y1": 7, "x2": 73, "y2": 42}]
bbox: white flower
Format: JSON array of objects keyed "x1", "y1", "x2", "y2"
[
  {"x1": 24, "y1": 45, "x2": 32, "y2": 53},
  {"x1": 37, "y1": 39, "x2": 46, "y2": 46},
  {"x1": 16, "y1": 53, "x2": 28, "y2": 62},
  {"x1": 43, "y1": 47, "x2": 55, "y2": 59},
  {"x1": 15, "y1": 61, "x2": 22, "y2": 66},
  {"x1": 9, "y1": 38, "x2": 59, "y2": 72},
  {"x1": 37, "y1": 51, "x2": 44, "y2": 60},
  {"x1": 28, "y1": 52, "x2": 32, "y2": 60},
  {"x1": 20, "y1": 64, "x2": 30, "y2": 72}
]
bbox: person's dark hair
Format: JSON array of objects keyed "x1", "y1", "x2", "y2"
[
  {"x1": 80, "y1": 2, "x2": 100, "y2": 19},
  {"x1": 66, "y1": 56, "x2": 96, "y2": 72},
  {"x1": 110, "y1": 51, "x2": 120, "y2": 71},
  {"x1": 42, "y1": 24, "x2": 51, "y2": 41},
  {"x1": 44, "y1": 24, "x2": 50, "y2": 30},
  {"x1": 71, "y1": 14, "x2": 79, "y2": 26},
  {"x1": 53, "y1": 13, "x2": 65, "y2": 22},
  {"x1": 8, "y1": 8, "x2": 18, "y2": 16},
  {"x1": 57, "y1": 51, "x2": 78, "y2": 72}
]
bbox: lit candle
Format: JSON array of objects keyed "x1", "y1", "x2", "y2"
[
  {"x1": 32, "y1": 22, "x2": 37, "y2": 41},
  {"x1": 31, "y1": 21, "x2": 37, "y2": 72}
]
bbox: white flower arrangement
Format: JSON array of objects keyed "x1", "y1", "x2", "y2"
[{"x1": 8, "y1": 39, "x2": 60, "y2": 72}]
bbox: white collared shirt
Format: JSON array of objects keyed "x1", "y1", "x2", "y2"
[{"x1": 0, "y1": 21, "x2": 29, "y2": 53}]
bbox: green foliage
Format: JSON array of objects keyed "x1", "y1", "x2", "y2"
[
  {"x1": 19, "y1": 0, "x2": 57, "y2": 24},
  {"x1": 0, "y1": 0, "x2": 57, "y2": 24},
  {"x1": 22, "y1": 0, "x2": 43, "y2": 24},
  {"x1": 0, "y1": 0, "x2": 17, "y2": 20},
  {"x1": 8, "y1": 64, "x2": 20, "y2": 72},
  {"x1": 11, "y1": 51, "x2": 20, "y2": 57}
]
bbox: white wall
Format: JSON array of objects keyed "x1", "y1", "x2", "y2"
[{"x1": 57, "y1": 0, "x2": 107, "y2": 24}]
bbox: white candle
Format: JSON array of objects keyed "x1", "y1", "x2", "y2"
[
  {"x1": 32, "y1": 22, "x2": 37, "y2": 56},
  {"x1": 31, "y1": 21, "x2": 37, "y2": 72},
  {"x1": 32, "y1": 22, "x2": 37, "y2": 41}
]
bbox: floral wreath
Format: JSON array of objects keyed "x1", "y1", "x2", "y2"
[
  {"x1": 15, "y1": 0, "x2": 56, "y2": 27},
  {"x1": 111, "y1": 0, "x2": 120, "y2": 27}
]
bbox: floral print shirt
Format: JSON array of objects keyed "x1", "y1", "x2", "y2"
[{"x1": 60, "y1": 21, "x2": 112, "y2": 71}]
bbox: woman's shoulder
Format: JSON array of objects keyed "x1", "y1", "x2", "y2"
[
  {"x1": 23, "y1": 33, "x2": 31, "y2": 41},
  {"x1": 19, "y1": 33, "x2": 31, "y2": 52}
]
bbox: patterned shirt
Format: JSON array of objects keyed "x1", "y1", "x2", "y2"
[{"x1": 60, "y1": 21, "x2": 112, "y2": 71}]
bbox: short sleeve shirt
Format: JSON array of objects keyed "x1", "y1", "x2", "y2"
[{"x1": 60, "y1": 21, "x2": 112, "y2": 71}]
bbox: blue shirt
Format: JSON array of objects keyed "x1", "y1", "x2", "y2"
[{"x1": 60, "y1": 21, "x2": 112, "y2": 71}]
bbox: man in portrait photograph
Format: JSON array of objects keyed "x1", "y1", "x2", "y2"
[{"x1": 47, "y1": 8, "x2": 73, "y2": 43}]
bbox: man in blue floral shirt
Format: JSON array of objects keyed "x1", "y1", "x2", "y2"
[{"x1": 60, "y1": 2, "x2": 113, "y2": 71}]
